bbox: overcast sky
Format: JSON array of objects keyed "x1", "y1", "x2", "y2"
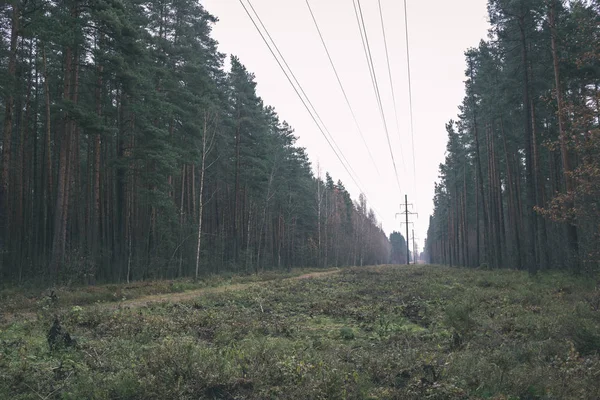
[{"x1": 202, "y1": 0, "x2": 490, "y2": 252}]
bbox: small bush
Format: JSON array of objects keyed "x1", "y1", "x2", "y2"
[
  {"x1": 444, "y1": 300, "x2": 476, "y2": 336},
  {"x1": 340, "y1": 326, "x2": 355, "y2": 340},
  {"x1": 570, "y1": 321, "x2": 600, "y2": 356}
]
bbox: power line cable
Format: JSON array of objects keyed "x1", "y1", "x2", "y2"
[
  {"x1": 403, "y1": 0, "x2": 418, "y2": 205},
  {"x1": 238, "y1": 0, "x2": 385, "y2": 218},
  {"x1": 352, "y1": 0, "x2": 377, "y2": 111},
  {"x1": 244, "y1": 0, "x2": 364, "y2": 187},
  {"x1": 377, "y1": 0, "x2": 406, "y2": 164},
  {"x1": 304, "y1": 0, "x2": 381, "y2": 175},
  {"x1": 238, "y1": 0, "x2": 353, "y2": 185},
  {"x1": 354, "y1": 0, "x2": 385, "y2": 129},
  {"x1": 353, "y1": 0, "x2": 404, "y2": 192}
]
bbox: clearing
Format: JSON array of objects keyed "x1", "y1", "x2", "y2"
[{"x1": 2, "y1": 265, "x2": 600, "y2": 399}]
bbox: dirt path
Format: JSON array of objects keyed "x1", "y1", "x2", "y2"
[
  {"x1": 111, "y1": 269, "x2": 341, "y2": 310},
  {"x1": 1, "y1": 269, "x2": 342, "y2": 326}
]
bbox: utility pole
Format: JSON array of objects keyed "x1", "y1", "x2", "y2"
[{"x1": 396, "y1": 195, "x2": 418, "y2": 265}]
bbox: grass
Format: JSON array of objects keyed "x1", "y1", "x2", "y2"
[
  {"x1": 1, "y1": 265, "x2": 600, "y2": 399},
  {"x1": 0, "y1": 267, "x2": 339, "y2": 315}
]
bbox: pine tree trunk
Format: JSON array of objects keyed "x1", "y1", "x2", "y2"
[
  {"x1": 178, "y1": 164, "x2": 186, "y2": 277},
  {"x1": 41, "y1": 47, "x2": 53, "y2": 267},
  {"x1": 530, "y1": 99, "x2": 549, "y2": 269},
  {"x1": 233, "y1": 116, "x2": 241, "y2": 265},
  {"x1": 257, "y1": 165, "x2": 275, "y2": 273},
  {"x1": 93, "y1": 40, "x2": 103, "y2": 263},
  {"x1": 488, "y1": 123, "x2": 502, "y2": 268},
  {"x1": 195, "y1": 114, "x2": 210, "y2": 280},
  {"x1": 486, "y1": 124, "x2": 497, "y2": 267},
  {"x1": 16, "y1": 43, "x2": 34, "y2": 279},
  {"x1": 246, "y1": 203, "x2": 252, "y2": 273},
  {"x1": 475, "y1": 172, "x2": 480, "y2": 266},
  {"x1": 468, "y1": 57, "x2": 490, "y2": 266},
  {"x1": 518, "y1": 17, "x2": 538, "y2": 273},
  {"x1": 316, "y1": 168, "x2": 322, "y2": 267},
  {"x1": 499, "y1": 117, "x2": 521, "y2": 270},
  {"x1": 549, "y1": 1, "x2": 579, "y2": 270},
  {"x1": 51, "y1": 33, "x2": 77, "y2": 277},
  {"x1": 462, "y1": 166, "x2": 469, "y2": 266},
  {"x1": 1, "y1": 3, "x2": 19, "y2": 275}
]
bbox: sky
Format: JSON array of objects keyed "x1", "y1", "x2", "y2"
[{"x1": 202, "y1": 0, "x2": 490, "y2": 253}]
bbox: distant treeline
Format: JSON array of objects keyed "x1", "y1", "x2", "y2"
[
  {"x1": 0, "y1": 0, "x2": 392, "y2": 284},
  {"x1": 425, "y1": 0, "x2": 600, "y2": 272}
]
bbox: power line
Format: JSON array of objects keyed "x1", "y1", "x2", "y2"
[
  {"x1": 304, "y1": 0, "x2": 381, "y2": 175},
  {"x1": 238, "y1": 0, "x2": 354, "y2": 185},
  {"x1": 355, "y1": 0, "x2": 386, "y2": 135},
  {"x1": 353, "y1": 0, "x2": 404, "y2": 193},
  {"x1": 396, "y1": 194, "x2": 417, "y2": 265},
  {"x1": 238, "y1": 0, "x2": 384, "y2": 218},
  {"x1": 243, "y1": 0, "x2": 364, "y2": 189},
  {"x1": 377, "y1": 0, "x2": 406, "y2": 164},
  {"x1": 403, "y1": 0, "x2": 418, "y2": 204},
  {"x1": 351, "y1": 1, "x2": 377, "y2": 107}
]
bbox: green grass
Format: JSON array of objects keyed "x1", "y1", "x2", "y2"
[
  {"x1": 2, "y1": 265, "x2": 600, "y2": 399},
  {"x1": 0, "y1": 267, "x2": 338, "y2": 315}
]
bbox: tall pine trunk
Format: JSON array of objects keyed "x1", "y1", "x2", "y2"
[
  {"x1": 468, "y1": 57, "x2": 489, "y2": 266},
  {"x1": 1, "y1": 3, "x2": 19, "y2": 275},
  {"x1": 195, "y1": 114, "x2": 210, "y2": 280},
  {"x1": 518, "y1": 16, "x2": 538, "y2": 273},
  {"x1": 51, "y1": 36, "x2": 75, "y2": 277},
  {"x1": 549, "y1": 1, "x2": 579, "y2": 270}
]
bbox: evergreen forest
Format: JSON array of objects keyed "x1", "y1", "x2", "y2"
[
  {"x1": 0, "y1": 0, "x2": 394, "y2": 285},
  {"x1": 426, "y1": 0, "x2": 600, "y2": 273},
  {"x1": 3, "y1": 1, "x2": 600, "y2": 399}
]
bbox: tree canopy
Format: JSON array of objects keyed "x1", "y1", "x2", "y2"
[
  {"x1": 425, "y1": 0, "x2": 600, "y2": 273},
  {"x1": 0, "y1": 0, "x2": 391, "y2": 284}
]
